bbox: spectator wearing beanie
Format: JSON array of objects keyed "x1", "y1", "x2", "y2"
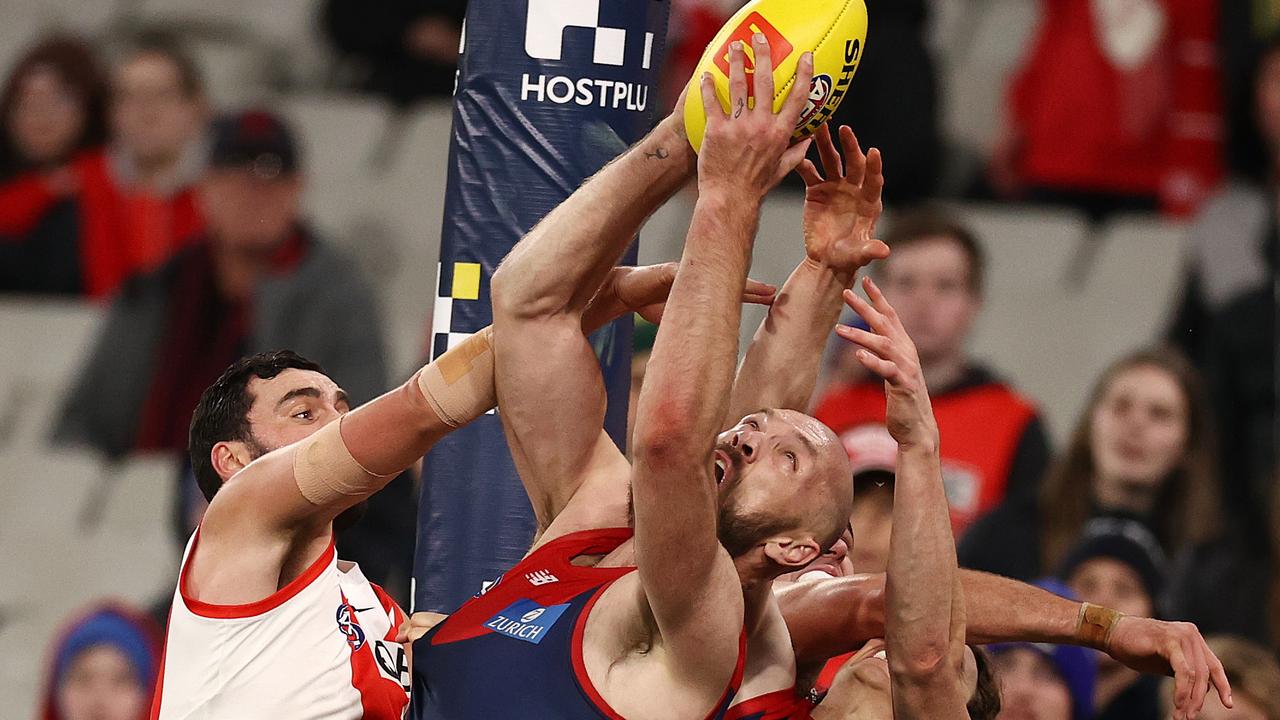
[
  {"x1": 990, "y1": 581, "x2": 1098, "y2": 720},
  {"x1": 814, "y1": 208, "x2": 1050, "y2": 539},
  {"x1": 1060, "y1": 517, "x2": 1169, "y2": 720},
  {"x1": 37, "y1": 604, "x2": 161, "y2": 720}
]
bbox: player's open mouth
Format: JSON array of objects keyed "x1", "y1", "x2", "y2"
[{"x1": 714, "y1": 450, "x2": 732, "y2": 485}]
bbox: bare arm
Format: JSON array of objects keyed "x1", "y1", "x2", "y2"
[
  {"x1": 727, "y1": 125, "x2": 887, "y2": 423},
  {"x1": 632, "y1": 37, "x2": 813, "y2": 684},
  {"x1": 490, "y1": 114, "x2": 697, "y2": 532},
  {"x1": 840, "y1": 277, "x2": 969, "y2": 719}
]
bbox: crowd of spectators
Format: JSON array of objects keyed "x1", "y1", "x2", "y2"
[{"x1": 1, "y1": 0, "x2": 1278, "y2": 718}]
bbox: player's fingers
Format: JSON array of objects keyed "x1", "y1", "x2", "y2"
[
  {"x1": 843, "y1": 287, "x2": 891, "y2": 334},
  {"x1": 743, "y1": 278, "x2": 778, "y2": 304},
  {"x1": 780, "y1": 52, "x2": 814, "y2": 123},
  {"x1": 865, "y1": 239, "x2": 891, "y2": 262},
  {"x1": 836, "y1": 326, "x2": 896, "y2": 359},
  {"x1": 776, "y1": 138, "x2": 813, "y2": 183},
  {"x1": 815, "y1": 123, "x2": 843, "y2": 180},
  {"x1": 850, "y1": 346, "x2": 900, "y2": 383},
  {"x1": 839, "y1": 126, "x2": 865, "y2": 187},
  {"x1": 1206, "y1": 642, "x2": 1233, "y2": 709},
  {"x1": 728, "y1": 41, "x2": 749, "y2": 117},
  {"x1": 862, "y1": 148, "x2": 885, "y2": 204},
  {"x1": 861, "y1": 276, "x2": 900, "y2": 327},
  {"x1": 751, "y1": 33, "x2": 774, "y2": 109},
  {"x1": 796, "y1": 158, "x2": 824, "y2": 186},
  {"x1": 1171, "y1": 645, "x2": 1191, "y2": 718},
  {"x1": 700, "y1": 72, "x2": 724, "y2": 122},
  {"x1": 1185, "y1": 636, "x2": 1210, "y2": 719}
]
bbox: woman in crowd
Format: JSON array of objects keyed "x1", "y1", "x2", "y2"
[
  {"x1": 37, "y1": 603, "x2": 161, "y2": 720},
  {"x1": 0, "y1": 35, "x2": 108, "y2": 295},
  {"x1": 959, "y1": 347, "x2": 1222, "y2": 583},
  {"x1": 0, "y1": 32, "x2": 208, "y2": 298}
]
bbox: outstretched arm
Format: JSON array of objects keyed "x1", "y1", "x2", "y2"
[
  {"x1": 727, "y1": 124, "x2": 888, "y2": 424},
  {"x1": 490, "y1": 111, "x2": 698, "y2": 533},
  {"x1": 779, "y1": 569, "x2": 1233, "y2": 718},
  {"x1": 632, "y1": 36, "x2": 813, "y2": 687},
  {"x1": 841, "y1": 277, "x2": 968, "y2": 719}
]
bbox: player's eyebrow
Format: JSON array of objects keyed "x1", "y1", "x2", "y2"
[
  {"x1": 764, "y1": 408, "x2": 818, "y2": 458},
  {"x1": 275, "y1": 387, "x2": 323, "y2": 410}
]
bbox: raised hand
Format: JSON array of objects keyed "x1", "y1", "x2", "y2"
[
  {"x1": 697, "y1": 33, "x2": 814, "y2": 201},
  {"x1": 581, "y1": 263, "x2": 777, "y2": 330},
  {"x1": 836, "y1": 276, "x2": 938, "y2": 448},
  {"x1": 797, "y1": 124, "x2": 890, "y2": 275},
  {"x1": 1106, "y1": 616, "x2": 1232, "y2": 720}
]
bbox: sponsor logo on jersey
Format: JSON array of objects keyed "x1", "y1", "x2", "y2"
[
  {"x1": 526, "y1": 569, "x2": 559, "y2": 586},
  {"x1": 336, "y1": 602, "x2": 367, "y2": 651},
  {"x1": 484, "y1": 598, "x2": 570, "y2": 645},
  {"x1": 477, "y1": 573, "x2": 505, "y2": 598}
]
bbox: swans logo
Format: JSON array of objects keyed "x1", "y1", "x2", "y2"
[
  {"x1": 520, "y1": 0, "x2": 655, "y2": 111},
  {"x1": 336, "y1": 603, "x2": 367, "y2": 651}
]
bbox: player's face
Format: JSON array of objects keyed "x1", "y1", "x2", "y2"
[
  {"x1": 878, "y1": 237, "x2": 979, "y2": 365},
  {"x1": 243, "y1": 369, "x2": 350, "y2": 453},
  {"x1": 713, "y1": 410, "x2": 849, "y2": 560},
  {"x1": 1090, "y1": 364, "x2": 1188, "y2": 492},
  {"x1": 992, "y1": 649, "x2": 1072, "y2": 720},
  {"x1": 56, "y1": 645, "x2": 148, "y2": 720}
]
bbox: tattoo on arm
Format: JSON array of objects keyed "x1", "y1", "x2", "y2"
[{"x1": 645, "y1": 147, "x2": 671, "y2": 161}]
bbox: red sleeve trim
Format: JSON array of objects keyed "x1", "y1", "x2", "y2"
[{"x1": 178, "y1": 527, "x2": 336, "y2": 619}]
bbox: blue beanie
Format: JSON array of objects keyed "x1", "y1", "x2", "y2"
[
  {"x1": 54, "y1": 608, "x2": 156, "y2": 690},
  {"x1": 988, "y1": 580, "x2": 1097, "y2": 720}
]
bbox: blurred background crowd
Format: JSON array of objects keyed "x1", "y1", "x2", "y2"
[{"x1": 0, "y1": 0, "x2": 1275, "y2": 718}]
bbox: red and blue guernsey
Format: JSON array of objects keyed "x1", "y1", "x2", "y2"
[{"x1": 415, "y1": 528, "x2": 747, "y2": 719}]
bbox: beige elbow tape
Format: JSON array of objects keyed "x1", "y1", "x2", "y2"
[
  {"x1": 1075, "y1": 602, "x2": 1123, "y2": 652},
  {"x1": 416, "y1": 326, "x2": 497, "y2": 428},
  {"x1": 294, "y1": 415, "x2": 393, "y2": 506}
]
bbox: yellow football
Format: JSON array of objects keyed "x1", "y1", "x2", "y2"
[{"x1": 683, "y1": 0, "x2": 869, "y2": 153}]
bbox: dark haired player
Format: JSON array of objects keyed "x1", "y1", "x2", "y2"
[{"x1": 146, "y1": 258, "x2": 712, "y2": 718}]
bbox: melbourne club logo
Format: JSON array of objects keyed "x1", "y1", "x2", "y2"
[
  {"x1": 526, "y1": 569, "x2": 559, "y2": 586},
  {"x1": 520, "y1": 0, "x2": 655, "y2": 111},
  {"x1": 336, "y1": 602, "x2": 367, "y2": 651}
]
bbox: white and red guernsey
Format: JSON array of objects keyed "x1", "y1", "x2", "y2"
[{"x1": 150, "y1": 530, "x2": 410, "y2": 719}]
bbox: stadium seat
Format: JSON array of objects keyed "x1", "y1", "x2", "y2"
[
  {"x1": 954, "y1": 203, "x2": 1091, "y2": 292},
  {"x1": 0, "y1": 300, "x2": 103, "y2": 451}
]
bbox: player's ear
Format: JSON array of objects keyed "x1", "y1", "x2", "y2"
[
  {"x1": 763, "y1": 536, "x2": 821, "y2": 568},
  {"x1": 211, "y1": 440, "x2": 254, "y2": 482}
]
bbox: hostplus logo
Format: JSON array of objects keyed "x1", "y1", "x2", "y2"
[{"x1": 520, "y1": 0, "x2": 654, "y2": 112}]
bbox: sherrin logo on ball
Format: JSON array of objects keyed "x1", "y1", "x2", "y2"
[{"x1": 684, "y1": 0, "x2": 869, "y2": 153}]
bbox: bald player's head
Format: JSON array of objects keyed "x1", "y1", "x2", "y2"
[{"x1": 714, "y1": 409, "x2": 854, "y2": 573}]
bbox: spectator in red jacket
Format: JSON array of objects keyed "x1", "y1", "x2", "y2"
[
  {"x1": 0, "y1": 32, "x2": 208, "y2": 298},
  {"x1": 812, "y1": 208, "x2": 1050, "y2": 538},
  {"x1": 0, "y1": 35, "x2": 108, "y2": 294},
  {"x1": 988, "y1": 0, "x2": 1224, "y2": 220}
]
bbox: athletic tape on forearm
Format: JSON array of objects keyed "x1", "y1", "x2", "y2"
[
  {"x1": 1075, "y1": 602, "x2": 1123, "y2": 651},
  {"x1": 294, "y1": 415, "x2": 395, "y2": 506},
  {"x1": 416, "y1": 326, "x2": 496, "y2": 428}
]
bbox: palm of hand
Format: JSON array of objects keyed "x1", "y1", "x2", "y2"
[{"x1": 802, "y1": 180, "x2": 881, "y2": 273}]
